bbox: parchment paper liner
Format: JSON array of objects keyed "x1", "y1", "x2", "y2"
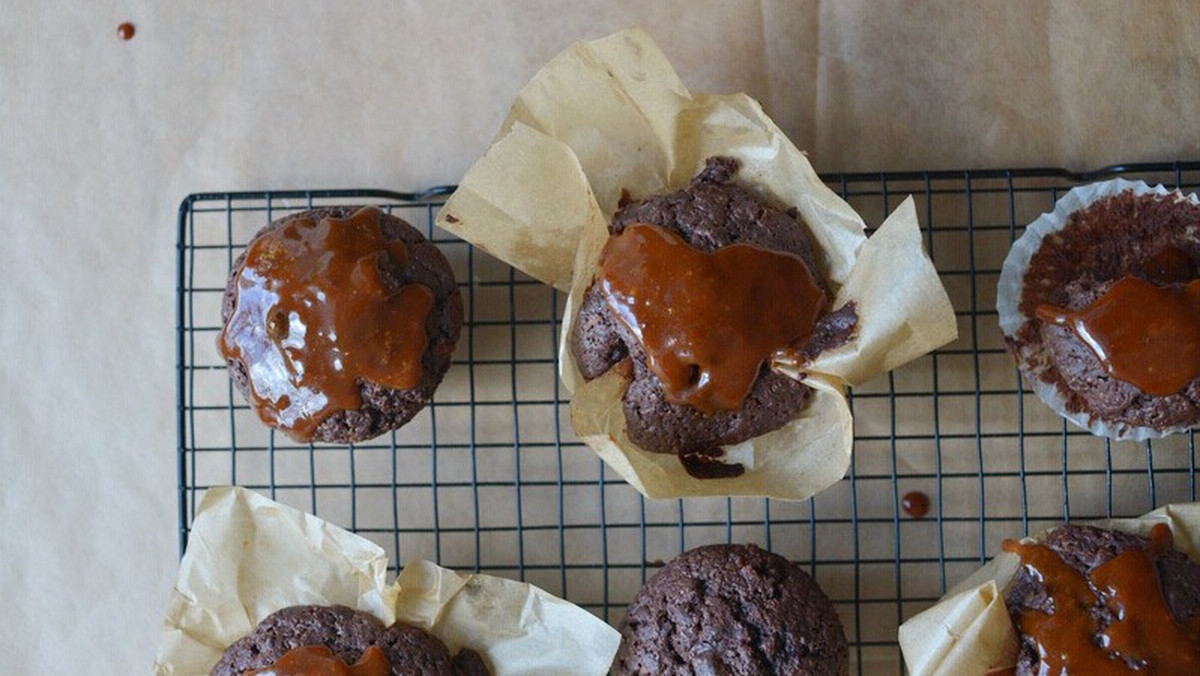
[
  {"x1": 152, "y1": 486, "x2": 620, "y2": 676},
  {"x1": 436, "y1": 28, "x2": 957, "y2": 500},
  {"x1": 997, "y1": 179, "x2": 1200, "y2": 441},
  {"x1": 898, "y1": 502, "x2": 1200, "y2": 676}
]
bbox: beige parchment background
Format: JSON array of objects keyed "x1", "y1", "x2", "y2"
[{"x1": 3, "y1": 1, "x2": 1200, "y2": 674}]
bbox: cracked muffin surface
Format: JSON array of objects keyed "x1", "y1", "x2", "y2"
[{"x1": 612, "y1": 544, "x2": 848, "y2": 676}]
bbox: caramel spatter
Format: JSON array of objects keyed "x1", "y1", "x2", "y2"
[
  {"x1": 1003, "y1": 524, "x2": 1200, "y2": 674},
  {"x1": 597, "y1": 222, "x2": 826, "y2": 414},
  {"x1": 218, "y1": 207, "x2": 435, "y2": 441},
  {"x1": 247, "y1": 644, "x2": 390, "y2": 676},
  {"x1": 1036, "y1": 277, "x2": 1200, "y2": 396}
]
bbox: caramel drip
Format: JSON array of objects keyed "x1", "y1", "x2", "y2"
[
  {"x1": 218, "y1": 207, "x2": 434, "y2": 441},
  {"x1": 597, "y1": 223, "x2": 826, "y2": 414},
  {"x1": 1036, "y1": 277, "x2": 1200, "y2": 396},
  {"x1": 246, "y1": 645, "x2": 389, "y2": 676},
  {"x1": 1003, "y1": 524, "x2": 1200, "y2": 674},
  {"x1": 902, "y1": 491, "x2": 930, "y2": 519}
]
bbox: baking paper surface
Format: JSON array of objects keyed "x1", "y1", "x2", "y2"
[
  {"x1": 898, "y1": 502, "x2": 1200, "y2": 676},
  {"x1": 152, "y1": 486, "x2": 619, "y2": 676},
  {"x1": 996, "y1": 179, "x2": 1200, "y2": 441},
  {"x1": 436, "y1": 28, "x2": 957, "y2": 501}
]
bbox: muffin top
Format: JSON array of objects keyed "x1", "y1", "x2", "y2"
[
  {"x1": 1012, "y1": 190, "x2": 1200, "y2": 430},
  {"x1": 1003, "y1": 524, "x2": 1200, "y2": 675},
  {"x1": 570, "y1": 157, "x2": 857, "y2": 476},
  {"x1": 220, "y1": 206, "x2": 462, "y2": 443},
  {"x1": 211, "y1": 605, "x2": 489, "y2": 676},
  {"x1": 612, "y1": 544, "x2": 849, "y2": 676}
]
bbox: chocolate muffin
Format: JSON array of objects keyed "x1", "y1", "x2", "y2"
[
  {"x1": 570, "y1": 157, "x2": 857, "y2": 472},
  {"x1": 1004, "y1": 524, "x2": 1200, "y2": 675},
  {"x1": 1005, "y1": 188, "x2": 1200, "y2": 434},
  {"x1": 612, "y1": 544, "x2": 849, "y2": 676},
  {"x1": 219, "y1": 206, "x2": 462, "y2": 443},
  {"x1": 211, "y1": 605, "x2": 490, "y2": 676}
]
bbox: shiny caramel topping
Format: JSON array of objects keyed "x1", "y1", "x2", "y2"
[
  {"x1": 1003, "y1": 524, "x2": 1200, "y2": 674},
  {"x1": 218, "y1": 207, "x2": 434, "y2": 441},
  {"x1": 246, "y1": 645, "x2": 390, "y2": 676},
  {"x1": 1036, "y1": 277, "x2": 1200, "y2": 396},
  {"x1": 597, "y1": 223, "x2": 826, "y2": 414}
]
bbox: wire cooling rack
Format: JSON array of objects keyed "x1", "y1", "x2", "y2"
[{"x1": 177, "y1": 163, "x2": 1200, "y2": 675}]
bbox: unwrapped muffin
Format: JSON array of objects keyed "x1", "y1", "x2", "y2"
[
  {"x1": 998, "y1": 180, "x2": 1200, "y2": 439},
  {"x1": 612, "y1": 544, "x2": 848, "y2": 675},
  {"x1": 219, "y1": 206, "x2": 462, "y2": 443}
]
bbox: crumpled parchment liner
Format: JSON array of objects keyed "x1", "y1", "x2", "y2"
[
  {"x1": 152, "y1": 486, "x2": 619, "y2": 676},
  {"x1": 436, "y1": 27, "x2": 957, "y2": 501},
  {"x1": 898, "y1": 502, "x2": 1200, "y2": 676},
  {"x1": 997, "y1": 179, "x2": 1200, "y2": 441}
]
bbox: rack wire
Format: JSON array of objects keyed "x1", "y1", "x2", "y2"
[{"x1": 177, "y1": 163, "x2": 1200, "y2": 674}]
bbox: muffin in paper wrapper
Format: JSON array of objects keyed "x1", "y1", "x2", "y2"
[
  {"x1": 898, "y1": 501, "x2": 1200, "y2": 676},
  {"x1": 152, "y1": 486, "x2": 619, "y2": 675},
  {"x1": 436, "y1": 28, "x2": 956, "y2": 500},
  {"x1": 997, "y1": 179, "x2": 1200, "y2": 441}
]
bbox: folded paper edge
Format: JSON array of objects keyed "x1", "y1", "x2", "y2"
[
  {"x1": 806, "y1": 196, "x2": 958, "y2": 386},
  {"x1": 154, "y1": 486, "x2": 620, "y2": 676}
]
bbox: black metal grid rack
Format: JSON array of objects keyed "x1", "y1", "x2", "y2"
[{"x1": 177, "y1": 163, "x2": 1200, "y2": 675}]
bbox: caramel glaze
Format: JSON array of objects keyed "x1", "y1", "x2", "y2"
[
  {"x1": 247, "y1": 645, "x2": 389, "y2": 676},
  {"x1": 219, "y1": 207, "x2": 434, "y2": 441},
  {"x1": 1036, "y1": 277, "x2": 1200, "y2": 396},
  {"x1": 597, "y1": 222, "x2": 826, "y2": 414},
  {"x1": 1003, "y1": 524, "x2": 1200, "y2": 674}
]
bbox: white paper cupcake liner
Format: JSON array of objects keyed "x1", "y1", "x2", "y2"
[{"x1": 996, "y1": 178, "x2": 1200, "y2": 441}]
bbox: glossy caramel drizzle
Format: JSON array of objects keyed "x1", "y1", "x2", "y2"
[
  {"x1": 246, "y1": 645, "x2": 389, "y2": 676},
  {"x1": 1036, "y1": 277, "x2": 1200, "y2": 396},
  {"x1": 1003, "y1": 524, "x2": 1200, "y2": 674},
  {"x1": 218, "y1": 207, "x2": 434, "y2": 441},
  {"x1": 597, "y1": 223, "x2": 826, "y2": 414}
]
